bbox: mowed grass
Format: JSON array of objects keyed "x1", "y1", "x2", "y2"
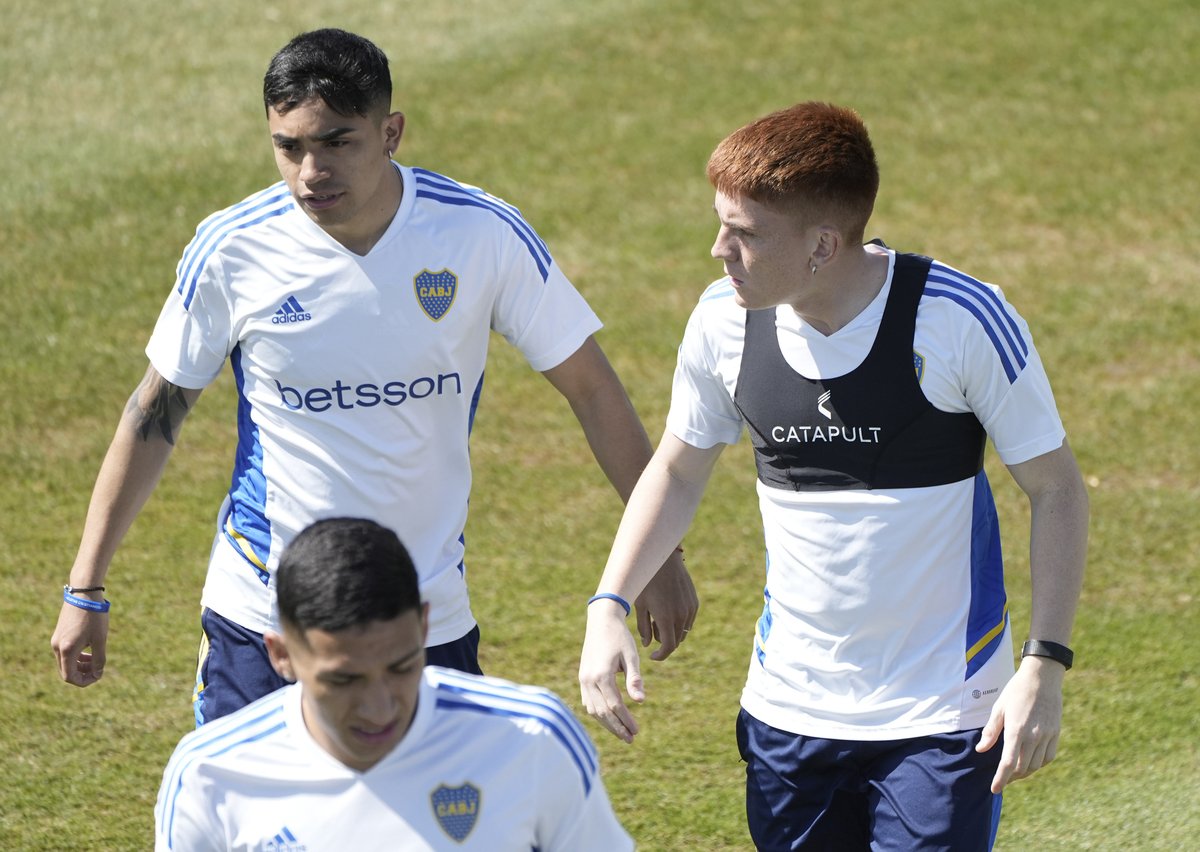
[{"x1": 2, "y1": 0, "x2": 1197, "y2": 848}]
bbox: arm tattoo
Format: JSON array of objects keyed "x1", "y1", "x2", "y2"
[{"x1": 128, "y1": 374, "x2": 192, "y2": 446}]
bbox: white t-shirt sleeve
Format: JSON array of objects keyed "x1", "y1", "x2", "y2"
[
  {"x1": 916, "y1": 274, "x2": 1066, "y2": 466},
  {"x1": 975, "y1": 344, "x2": 1066, "y2": 464},
  {"x1": 154, "y1": 761, "x2": 224, "y2": 852},
  {"x1": 488, "y1": 225, "x2": 602, "y2": 373},
  {"x1": 534, "y1": 719, "x2": 634, "y2": 851},
  {"x1": 145, "y1": 234, "x2": 235, "y2": 389},
  {"x1": 666, "y1": 293, "x2": 745, "y2": 449}
]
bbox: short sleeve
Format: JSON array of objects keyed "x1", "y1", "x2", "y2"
[
  {"x1": 145, "y1": 237, "x2": 235, "y2": 389},
  {"x1": 916, "y1": 264, "x2": 1066, "y2": 466},
  {"x1": 155, "y1": 755, "x2": 224, "y2": 852},
  {"x1": 666, "y1": 296, "x2": 745, "y2": 449},
  {"x1": 487, "y1": 222, "x2": 601, "y2": 373},
  {"x1": 533, "y1": 703, "x2": 634, "y2": 851}
]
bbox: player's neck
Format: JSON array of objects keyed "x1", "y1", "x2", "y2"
[
  {"x1": 327, "y1": 166, "x2": 405, "y2": 256},
  {"x1": 791, "y1": 247, "x2": 889, "y2": 336}
]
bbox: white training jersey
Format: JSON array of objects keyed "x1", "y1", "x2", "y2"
[
  {"x1": 667, "y1": 245, "x2": 1066, "y2": 739},
  {"x1": 155, "y1": 666, "x2": 633, "y2": 851},
  {"x1": 147, "y1": 165, "x2": 601, "y2": 644}
]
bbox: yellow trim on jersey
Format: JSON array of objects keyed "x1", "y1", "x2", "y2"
[
  {"x1": 965, "y1": 603, "x2": 1009, "y2": 663},
  {"x1": 224, "y1": 515, "x2": 268, "y2": 570}
]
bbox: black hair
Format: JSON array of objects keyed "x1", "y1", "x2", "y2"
[
  {"x1": 275, "y1": 517, "x2": 421, "y2": 632},
  {"x1": 263, "y1": 28, "x2": 392, "y2": 117}
]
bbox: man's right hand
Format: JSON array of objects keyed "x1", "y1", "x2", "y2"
[{"x1": 51, "y1": 600, "x2": 109, "y2": 686}]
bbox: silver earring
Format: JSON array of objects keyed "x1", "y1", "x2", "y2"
[{"x1": 811, "y1": 264, "x2": 818, "y2": 275}]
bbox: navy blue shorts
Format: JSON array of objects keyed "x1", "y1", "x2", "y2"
[
  {"x1": 425, "y1": 623, "x2": 483, "y2": 675},
  {"x1": 736, "y1": 708, "x2": 1003, "y2": 851},
  {"x1": 193, "y1": 608, "x2": 483, "y2": 726}
]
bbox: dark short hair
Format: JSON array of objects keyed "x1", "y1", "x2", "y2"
[
  {"x1": 276, "y1": 518, "x2": 421, "y2": 633},
  {"x1": 706, "y1": 101, "x2": 879, "y2": 241},
  {"x1": 263, "y1": 28, "x2": 392, "y2": 117}
]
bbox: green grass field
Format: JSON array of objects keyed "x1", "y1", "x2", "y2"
[{"x1": 2, "y1": 0, "x2": 1197, "y2": 848}]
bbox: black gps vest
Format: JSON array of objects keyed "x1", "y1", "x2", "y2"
[{"x1": 733, "y1": 252, "x2": 985, "y2": 492}]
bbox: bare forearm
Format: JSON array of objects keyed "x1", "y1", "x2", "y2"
[
  {"x1": 542, "y1": 337, "x2": 656, "y2": 504},
  {"x1": 70, "y1": 367, "x2": 198, "y2": 584},
  {"x1": 568, "y1": 382, "x2": 655, "y2": 504},
  {"x1": 596, "y1": 436, "x2": 719, "y2": 600},
  {"x1": 1009, "y1": 442, "x2": 1089, "y2": 645},
  {"x1": 1026, "y1": 479, "x2": 1089, "y2": 643}
]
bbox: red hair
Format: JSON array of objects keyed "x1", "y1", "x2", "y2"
[{"x1": 706, "y1": 102, "x2": 879, "y2": 240}]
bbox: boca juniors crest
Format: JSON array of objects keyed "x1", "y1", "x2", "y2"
[
  {"x1": 431, "y1": 782, "x2": 480, "y2": 843},
  {"x1": 415, "y1": 268, "x2": 459, "y2": 321},
  {"x1": 913, "y1": 350, "x2": 926, "y2": 383}
]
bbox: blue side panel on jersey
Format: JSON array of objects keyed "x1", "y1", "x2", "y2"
[
  {"x1": 924, "y1": 264, "x2": 1028, "y2": 384},
  {"x1": 411, "y1": 168, "x2": 552, "y2": 282},
  {"x1": 459, "y1": 372, "x2": 487, "y2": 578},
  {"x1": 754, "y1": 546, "x2": 773, "y2": 666},
  {"x1": 965, "y1": 470, "x2": 1007, "y2": 679},
  {"x1": 754, "y1": 596, "x2": 772, "y2": 666},
  {"x1": 467, "y1": 371, "x2": 485, "y2": 436},
  {"x1": 224, "y1": 345, "x2": 271, "y2": 582},
  {"x1": 176, "y1": 184, "x2": 294, "y2": 310}
]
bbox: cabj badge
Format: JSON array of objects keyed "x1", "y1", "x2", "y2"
[
  {"x1": 431, "y1": 782, "x2": 480, "y2": 843},
  {"x1": 415, "y1": 268, "x2": 458, "y2": 321}
]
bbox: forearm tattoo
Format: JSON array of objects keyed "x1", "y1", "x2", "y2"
[{"x1": 128, "y1": 373, "x2": 191, "y2": 445}]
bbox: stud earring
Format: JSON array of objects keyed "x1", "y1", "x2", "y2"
[{"x1": 811, "y1": 264, "x2": 818, "y2": 275}]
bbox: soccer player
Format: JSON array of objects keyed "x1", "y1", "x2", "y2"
[
  {"x1": 578, "y1": 102, "x2": 1088, "y2": 849},
  {"x1": 155, "y1": 518, "x2": 633, "y2": 851},
  {"x1": 51, "y1": 28, "x2": 696, "y2": 722}
]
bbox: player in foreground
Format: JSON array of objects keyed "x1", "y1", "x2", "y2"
[
  {"x1": 579, "y1": 102, "x2": 1088, "y2": 849},
  {"x1": 52, "y1": 27, "x2": 696, "y2": 723},
  {"x1": 156, "y1": 517, "x2": 633, "y2": 851}
]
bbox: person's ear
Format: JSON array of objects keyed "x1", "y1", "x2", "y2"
[
  {"x1": 383, "y1": 111, "x2": 406, "y2": 158},
  {"x1": 809, "y1": 226, "x2": 842, "y2": 273},
  {"x1": 265, "y1": 630, "x2": 296, "y2": 682}
]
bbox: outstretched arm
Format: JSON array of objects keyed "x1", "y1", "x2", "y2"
[
  {"x1": 542, "y1": 336, "x2": 699, "y2": 659},
  {"x1": 977, "y1": 440, "x2": 1088, "y2": 791},
  {"x1": 579, "y1": 431, "x2": 722, "y2": 742},
  {"x1": 51, "y1": 364, "x2": 202, "y2": 686}
]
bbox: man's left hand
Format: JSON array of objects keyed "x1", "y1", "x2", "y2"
[
  {"x1": 633, "y1": 548, "x2": 698, "y2": 661},
  {"x1": 976, "y1": 655, "x2": 1067, "y2": 792}
]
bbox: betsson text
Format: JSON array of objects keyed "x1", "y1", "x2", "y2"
[{"x1": 274, "y1": 373, "x2": 462, "y2": 412}]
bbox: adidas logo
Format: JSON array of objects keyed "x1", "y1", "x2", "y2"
[
  {"x1": 272, "y1": 296, "x2": 312, "y2": 324},
  {"x1": 261, "y1": 825, "x2": 306, "y2": 851}
]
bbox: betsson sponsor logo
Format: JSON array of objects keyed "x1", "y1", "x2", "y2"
[{"x1": 275, "y1": 373, "x2": 462, "y2": 412}]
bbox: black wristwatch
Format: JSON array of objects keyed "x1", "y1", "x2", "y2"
[{"x1": 1021, "y1": 640, "x2": 1074, "y2": 671}]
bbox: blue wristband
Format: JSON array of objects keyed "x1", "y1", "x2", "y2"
[
  {"x1": 63, "y1": 587, "x2": 111, "y2": 613},
  {"x1": 587, "y1": 592, "x2": 631, "y2": 616}
]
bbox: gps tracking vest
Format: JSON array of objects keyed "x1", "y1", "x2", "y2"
[{"x1": 733, "y1": 252, "x2": 986, "y2": 492}]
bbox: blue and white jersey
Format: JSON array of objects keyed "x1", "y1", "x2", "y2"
[
  {"x1": 667, "y1": 245, "x2": 1066, "y2": 739},
  {"x1": 147, "y1": 165, "x2": 601, "y2": 643},
  {"x1": 155, "y1": 667, "x2": 633, "y2": 851}
]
